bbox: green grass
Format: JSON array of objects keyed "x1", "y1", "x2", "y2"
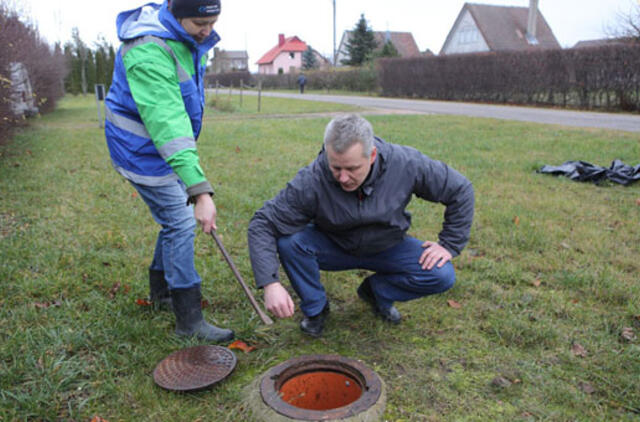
[
  {"x1": 206, "y1": 91, "x2": 362, "y2": 115},
  {"x1": 1, "y1": 95, "x2": 639, "y2": 421}
]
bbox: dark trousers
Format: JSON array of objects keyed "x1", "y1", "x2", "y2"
[{"x1": 277, "y1": 225, "x2": 455, "y2": 316}]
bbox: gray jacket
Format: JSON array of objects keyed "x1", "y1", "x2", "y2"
[{"x1": 248, "y1": 137, "x2": 474, "y2": 288}]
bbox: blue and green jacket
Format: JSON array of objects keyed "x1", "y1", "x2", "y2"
[{"x1": 105, "y1": 1, "x2": 219, "y2": 200}]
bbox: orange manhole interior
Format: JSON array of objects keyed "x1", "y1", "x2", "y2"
[{"x1": 279, "y1": 370, "x2": 363, "y2": 410}]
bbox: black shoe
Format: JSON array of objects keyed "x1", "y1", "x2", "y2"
[
  {"x1": 300, "y1": 302, "x2": 330, "y2": 338},
  {"x1": 149, "y1": 269, "x2": 172, "y2": 310},
  {"x1": 170, "y1": 286, "x2": 235, "y2": 343},
  {"x1": 357, "y1": 277, "x2": 402, "y2": 324}
]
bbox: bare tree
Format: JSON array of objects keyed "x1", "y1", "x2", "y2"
[{"x1": 608, "y1": 1, "x2": 640, "y2": 41}]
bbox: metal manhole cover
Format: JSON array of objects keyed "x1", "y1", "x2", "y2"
[{"x1": 153, "y1": 345, "x2": 237, "y2": 391}]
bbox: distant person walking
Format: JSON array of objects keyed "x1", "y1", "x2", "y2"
[
  {"x1": 297, "y1": 73, "x2": 307, "y2": 94},
  {"x1": 103, "y1": 0, "x2": 234, "y2": 343}
]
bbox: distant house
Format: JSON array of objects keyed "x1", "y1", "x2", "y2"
[
  {"x1": 573, "y1": 37, "x2": 637, "y2": 49},
  {"x1": 336, "y1": 30, "x2": 421, "y2": 65},
  {"x1": 256, "y1": 34, "x2": 308, "y2": 75},
  {"x1": 210, "y1": 48, "x2": 249, "y2": 73},
  {"x1": 440, "y1": 1, "x2": 560, "y2": 55}
]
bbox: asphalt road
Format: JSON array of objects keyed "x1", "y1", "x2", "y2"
[{"x1": 238, "y1": 90, "x2": 640, "y2": 133}]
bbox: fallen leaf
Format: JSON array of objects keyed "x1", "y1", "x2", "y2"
[
  {"x1": 102, "y1": 262, "x2": 111, "y2": 267},
  {"x1": 91, "y1": 417, "x2": 109, "y2": 422},
  {"x1": 532, "y1": 278, "x2": 541, "y2": 287},
  {"x1": 570, "y1": 299, "x2": 579, "y2": 304},
  {"x1": 235, "y1": 145, "x2": 241, "y2": 153},
  {"x1": 108, "y1": 282, "x2": 121, "y2": 299},
  {"x1": 447, "y1": 299, "x2": 462, "y2": 309},
  {"x1": 636, "y1": 198, "x2": 640, "y2": 206},
  {"x1": 621, "y1": 327, "x2": 636, "y2": 342},
  {"x1": 33, "y1": 301, "x2": 62, "y2": 309},
  {"x1": 578, "y1": 381, "x2": 596, "y2": 394},
  {"x1": 571, "y1": 342, "x2": 587, "y2": 358},
  {"x1": 228, "y1": 340, "x2": 256, "y2": 353},
  {"x1": 201, "y1": 299, "x2": 210, "y2": 309},
  {"x1": 491, "y1": 376, "x2": 512, "y2": 388},
  {"x1": 513, "y1": 216, "x2": 520, "y2": 225},
  {"x1": 131, "y1": 191, "x2": 138, "y2": 198},
  {"x1": 136, "y1": 298, "x2": 152, "y2": 306},
  {"x1": 560, "y1": 242, "x2": 571, "y2": 249},
  {"x1": 122, "y1": 284, "x2": 131, "y2": 294}
]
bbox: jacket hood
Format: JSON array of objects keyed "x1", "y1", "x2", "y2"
[{"x1": 116, "y1": 1, "x2": 220, "y2": 50}]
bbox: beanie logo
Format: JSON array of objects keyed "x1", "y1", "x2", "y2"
[{"x1": 199, "y1": 5, "x2": 220, "y2": 14}]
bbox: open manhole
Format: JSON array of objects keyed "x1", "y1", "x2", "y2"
[{"x1": 246, "y1": 354, "x2": 386, "y2": 421}]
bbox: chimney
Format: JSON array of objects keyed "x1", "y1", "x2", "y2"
[
  {"x1": 526, "y1": 0, "x2": 539, "y2": 44},
  {"x1": 278, "y1": 34, "x2": 285, "y2": 46}
]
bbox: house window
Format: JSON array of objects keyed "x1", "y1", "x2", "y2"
[
  {"x1": 289, "y1": 52, "x2": 295, "y2": 59},
  {"x1": 459, "y1": 26, "x2": 478, "y2": 44}
]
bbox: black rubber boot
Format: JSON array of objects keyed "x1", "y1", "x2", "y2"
[
  {"x1": 170, "y1": 286, "x2": 235, "y2": 342},
  {"x1": 149, "y1": 269, "x2": 172, "y2": 310}
]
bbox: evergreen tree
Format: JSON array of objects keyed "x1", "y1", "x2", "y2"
[
  {"x1": 378, "y1": 40, "x2": 399, "y2": 58},
  {"x1": 302, "y1": 46, "x2": 318, "y2": 70},
  {"x1": 85, "y1": 49, "x2": 96, "y2": 92},
  {"x1": 71, "y1": 27, "x2": 89, "y2": 95},
  {"x1": 341, "y1": 14, "x2": 378, "y2": 66},
  {"x1": 63, "y1": 42, "x2": 81, "y2": 94}
]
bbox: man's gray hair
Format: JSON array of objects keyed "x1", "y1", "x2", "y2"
[{"x1": 323, "y1": 114, "x2": 374, "y2": 157}]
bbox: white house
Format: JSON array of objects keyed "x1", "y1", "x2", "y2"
[{"x1": 440, "y1": 1, "x2": 560, "y2": 55}]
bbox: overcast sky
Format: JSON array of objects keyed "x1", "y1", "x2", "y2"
[{"x1": 15, "y1": 0, "x2": 639, "y2": 71}]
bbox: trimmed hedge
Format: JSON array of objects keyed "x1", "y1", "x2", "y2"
[
  {"x1": 205, "y1": 67, "x2": 378, "y2": 93},
  {"x1": 377, "y1": 44, "x2": 640, "y2": 111}
]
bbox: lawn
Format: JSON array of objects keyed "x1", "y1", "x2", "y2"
[{"x1": 1, "y1": 95, "x2": 639, "y2": 421}]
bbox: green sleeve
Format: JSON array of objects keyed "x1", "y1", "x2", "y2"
[{"x1": 123, "y1": 42, "x2": 209, "y2": 191}]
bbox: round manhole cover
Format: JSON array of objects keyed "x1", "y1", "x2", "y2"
[{"x1": 153, "y1": 345, "x2": 237, "y2": 391}]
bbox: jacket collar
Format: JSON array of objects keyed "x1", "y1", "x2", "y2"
[
  {"x1": 117, "y1": 1, "x2": 220, "y2": 53},
  {"x1": 158, "y1": 2, "x2": 220, "y2": 52}
]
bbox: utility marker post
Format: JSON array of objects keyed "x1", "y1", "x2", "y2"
[{"x1": 94, "y1": 84, "x2": 106, "y2": 128}]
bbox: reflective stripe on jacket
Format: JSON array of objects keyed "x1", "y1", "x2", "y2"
[{"x1": 104, "y1": 1, "x2": 219, "y2": 199}]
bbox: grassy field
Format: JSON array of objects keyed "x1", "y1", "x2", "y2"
[{"x1": 1, "y1": 95, "x2": 639, "y2": 421}]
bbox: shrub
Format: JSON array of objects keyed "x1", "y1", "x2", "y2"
[{"x1": 377, "y1": 44, "x2": 640, "y2": 111}]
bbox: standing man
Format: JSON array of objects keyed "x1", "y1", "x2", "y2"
[
  {"x1": 104, "y1": 0, "x2": 234, "y2": 342},
  {"x1": 248, "y1": 114, "x2": 474, "y2": 337},
  {"x1": 297, "y1": 73, "x2": 307, "y2": 94}
]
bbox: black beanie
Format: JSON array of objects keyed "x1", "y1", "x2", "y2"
[{"x1": 170, "y1": 0, "x2": 221, "y2": 18}]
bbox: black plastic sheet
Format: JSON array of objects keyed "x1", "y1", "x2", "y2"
[{"x1": 538, "y1": 160, "x2": 640, "y2": 186}]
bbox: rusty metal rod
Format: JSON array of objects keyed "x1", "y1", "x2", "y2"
[{"x1": 210, "y1": 231, "x2": 273, "y2": 325}]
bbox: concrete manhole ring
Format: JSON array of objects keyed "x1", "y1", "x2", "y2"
[{"x1": 245, "y1": 354, "x2": 387, "y2": 421}]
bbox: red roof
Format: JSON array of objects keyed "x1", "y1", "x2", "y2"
[{"x1": 256, "y1": 35, "x2": 308, "y2": 65}]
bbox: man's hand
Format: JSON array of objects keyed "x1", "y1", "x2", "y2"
[
  {"x1": 419, "y1": 241, "x2": 452, "y2": 270},
  {"x1": 264, "y1": 282, "x2": 295, "y2": 318},
  {"x1": 194, "y1": 193, "x2": 217, "y2": 233}
]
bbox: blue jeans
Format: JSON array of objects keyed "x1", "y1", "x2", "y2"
[
  {"x1": 129, "y1": 180, "x2": 201, "y2": 290},
  {"x1": 277, "y1": 225, "x2": 455, "y2": 317}
]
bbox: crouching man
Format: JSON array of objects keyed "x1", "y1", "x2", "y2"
[{"x1": 248, "y1": 114, "x2": 474, "y2": 337}]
